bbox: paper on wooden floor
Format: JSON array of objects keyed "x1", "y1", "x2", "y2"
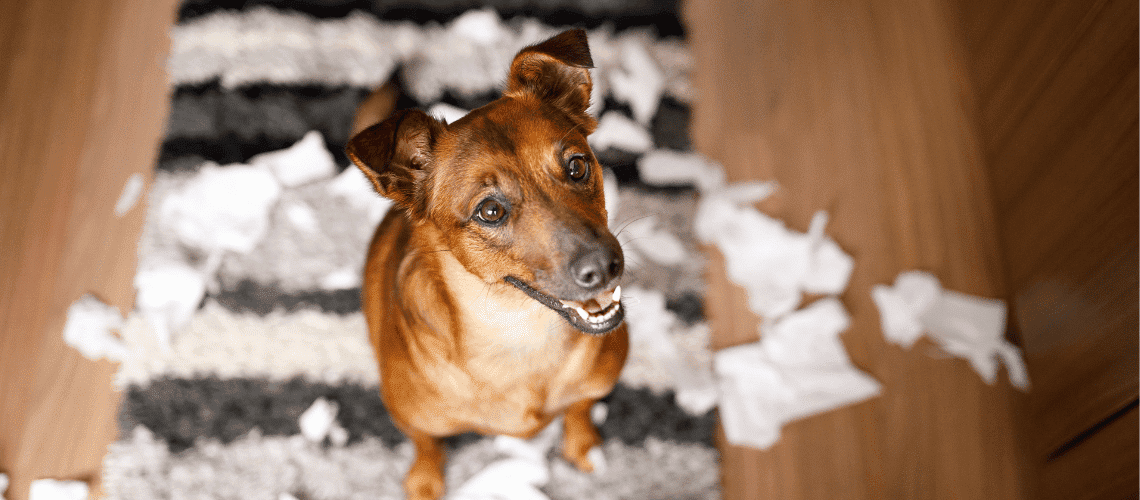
[
  {"x1": 713, "y1": 298, "x2": 882, "y2": 449},
  {"x1": 872, "y1": 270, "x2": 1030, "y2": 391},
  {"x1": 62, "y1": 294, "x2": 129, "y2": 362},
  {"x1": 28, "y1": 479, "x2": 88, "y2": 500}
]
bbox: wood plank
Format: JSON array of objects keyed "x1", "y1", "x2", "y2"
[
  {"x1": 953, "y1": 0, "x2": 1139, "y2": 462},
  {"x1": 1037, "y1": 404, "x2": 1139, "y2": 500},
  {"x1": 685, "y1": 0, "x2": 1028, "y2": 498},
  {"x1": 0, "y1": 0, "x2": 177, "y2": 498}
]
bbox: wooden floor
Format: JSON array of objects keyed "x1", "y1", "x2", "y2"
[{"x1": 0, "y1": 0, "x2": 1029, "y2": 499}]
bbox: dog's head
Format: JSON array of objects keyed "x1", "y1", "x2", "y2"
[{"x1": 347, "y1": 29, "x2": 624, "y2": 335}]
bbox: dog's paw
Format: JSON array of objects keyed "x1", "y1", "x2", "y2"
[{"x1": 405, "y1": 468, "x2": 445, "y2": 500}]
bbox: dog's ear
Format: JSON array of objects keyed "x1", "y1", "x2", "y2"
[
  {"x1": 506, "y1": 29, "x2": 596, "y2": 131},
  {"x1": 345, "y1": 109, "x2": 444, "y2": 217}
]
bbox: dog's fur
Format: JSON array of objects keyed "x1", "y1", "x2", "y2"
[{"x1": 346, "y1": 30, "x2": 629, "y2": 500}]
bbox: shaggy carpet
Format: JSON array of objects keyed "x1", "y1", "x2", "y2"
[{"x1": 101, "y1": 2, "x2": 722, "y2": 499}]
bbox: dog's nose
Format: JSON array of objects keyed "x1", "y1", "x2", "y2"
[{"x1": 569, "y1": 247, "x2": 622, "y2": 291}]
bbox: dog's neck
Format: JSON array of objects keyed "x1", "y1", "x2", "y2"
[{"x1": 404, "y1": 222, "x2": 595, "y2": 364}]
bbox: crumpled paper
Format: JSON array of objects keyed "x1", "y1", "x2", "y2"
[
  {"x1": 299, "y1": 397, "x2": 349, "y2": 446},
  {"x1": 62, "y1": 295, "x2": 129, "y2": 362},
  {"x1": 607, "y1": 38, "x2": 665, "y2": 125},
  {"x1": 28, "y1": 479, "x2": 88, "y2": 500},
  {"x1": 158, "y1": 162, "x2": 282, "y2": 256},
  {"x1": 623, "y1": 287, "x2": 719, "y2": 415},
  {"x1": 620, "y1": 216, "x2": 688, "y2": 267},
  {"x1": 590, "y1": 111, "x2": 653, "y2": 154},
  {"x1": 714, "y1": 298, "x2": 882, "y2": 449},
  {"x1": 114, "y1": 173, "x2": 145, "y2": 217},
  {"x1": 872, "y1": 271, "x2": 1030, "y2": 391},
  {"x1": 695, "y1": 182, "x2": 853, "y2": 320},
  {"x1": 250, "y1": 130, "x2": 336, "y2": 188},
  {"x1": 133, "y1": 261, "x2": 207, "y2": 349},
  {"x1": 452, "y1": 419, "x2": 564, "y2": 500},
  {"x1": 427, "y1": 102, "x2": 469, "y2": 125}
]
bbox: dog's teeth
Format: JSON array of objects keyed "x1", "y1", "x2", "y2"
[
  {"x1": 612, "y1": 286, "x2": 622, "y2": 302},
  {"x1": 574, "y1": 306, "x2": 590, "y2": 320}
]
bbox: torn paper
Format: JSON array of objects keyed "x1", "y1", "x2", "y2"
[
  {"x1": 427, "y1": 102, "x2": 469, "y2": 124},
  {"x1": 637, "y1": 149, "x2": 726, "y2": 192},
  {"x1": 714, "y1": 298, "x2": 882, "y2": 449},
  {"x1": 326, "y1": 165, "x2": 393, "y2": 228},
  {"x1": 620, "y1": 216, "x2": 688, "y2": 267},
  {"x1": 133, "y1": 262, "x2": 207, "y2": 348},
  {"x1": 28, "y1": 479, "x2": 88, "y2": 500},
  {"x1": 452, "y1": 419, "x2": 561, "y2": 500},
  {"x1": 299, "y1": 397, "x2": 348, "y2": 446},
  {"x1": 872, "y1": 271, "x2": 1030, "y2": 390},
  {"x1": 1, "y1": 472, "x2": 8, "y2": 500},
  {"x1": 603, "y1": 168, "x2": 619, "y2": 228},
  {"x1": 62, "y1": 295, "x2": 129, "y2": 362},
  {"x1": 250, "y1": 130, "x2": 337, "y2": 188},
  {"x1": 114, "y1": 173, "x2": 145, "y2": 217},
  {"x1": 607, "y1": 38, "x2": 665, "y2": 125},
  {"x1": 159, "y1": 162, "x2": 282, "y2": 255},
  {"x1": 696, "y1": 191, "x2": 853, "y2": 319},
  {"x1": 589, "y1": 111, "x2": 653, "y2": 153},
  {"x1": 624, "y1": 287, "x2": 719, "y2": 415}
]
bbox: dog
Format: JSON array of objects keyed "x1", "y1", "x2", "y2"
[{"x1": 345, "y1": 29, "x2": 629, "y2": 500}]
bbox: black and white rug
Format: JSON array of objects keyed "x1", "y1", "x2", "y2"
[{"x1": 101, "y1": 2, "x2": 721, "y2": 499}]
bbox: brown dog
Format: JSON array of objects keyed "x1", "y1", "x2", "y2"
[{"x1": 345, "y1": 29, "x2": 629, "y2": 500}]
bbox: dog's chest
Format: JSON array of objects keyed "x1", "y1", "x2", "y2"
[{"x1": 441, "y1": 257, "x2": 599, "y2": 411}]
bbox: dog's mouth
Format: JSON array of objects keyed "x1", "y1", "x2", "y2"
[{"x1": 503, "y1": 276, "x2": 624, "y2": 335}]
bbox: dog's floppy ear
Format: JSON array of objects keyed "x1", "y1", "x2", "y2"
[
  {"x1": 506, "y1": 29, "x2": 595, "y2": 131},
  {"x1": 345, "y1": 109, "x2": 444, "y2": 217}
]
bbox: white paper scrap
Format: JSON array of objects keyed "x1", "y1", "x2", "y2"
[
  {"x1": 871, "y1": 270, "x2": 1030, "y2": 391},
  {"x1": 299, "y1": 397, "x2": 348, "y2": 446},
  {"x1": 607, "y1": 38, "x2": 665, "y2": 125},
  {"x1": 327, "y1": 165, "x2": 393, "y2": 227},
  {"x1": 637, "y1": 149, "x2": 727, "y2": 191},
  {"x1": 452, "y1": 420, "x2": 560, "y2": 500},
  {"x1": 251, "y1": 130, "x2": 337, "y2": 188},
  {"x1": 621, "y1": 216, "x2": 688, "y2": 267},
  {"x1": 427, "y1": 102, "x2": 469, "y2": 124},
  {"x1": 62, "y1": 295, "x2": 129, "y2": 362},
  {"x1": 159, "y1": 162, "x2": 282, "y2": 255},
  {"x1": 133, "y1": 262, "x2": 207, "y2": 348},
  {"x1": 1, "y1": 472, "x2": 8, "y2": 500},
  {"x1": 624, "y1": 287, "x2": 719, "y2": 415},
  {"x1": 714, "y1": 298, "x2": 882, "y2": 450},
  {"x1": 114, "y1": 172, "x2": 145, "y2": 217},
  {"x1": 28, "y1": 479, "x2": 88, "y2": 500},
  {"x1": 603, "y1": 168, "x2": 619, "y2": 228},
  {"x1": 589, "y1": 111, "x2": 653, "y2": 153},
  {"x1": 693, "y1": 167, "x2": 852, "y2": 320}
]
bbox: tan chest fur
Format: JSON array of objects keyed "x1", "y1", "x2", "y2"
[{"x1": 434, "y1": 253, "x2": 605, "y2": 425}]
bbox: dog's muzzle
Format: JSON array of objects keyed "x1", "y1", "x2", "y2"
[{"x1": 504, "y1": 276, "x2": 624, "y2": 335}]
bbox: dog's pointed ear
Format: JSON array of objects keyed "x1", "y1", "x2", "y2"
[
  {"x1": 345, "y1": 109, "x2": 445, "y2": 217},
  {"x1": 506, "y1": 29, "x2": 596, "y2": 132}
]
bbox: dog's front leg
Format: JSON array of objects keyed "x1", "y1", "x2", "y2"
[
  {"x1": 404, "y1": 430, "x2": 446, "y2": 500},
  {"x1": 561, "y1": 399, "x2": 605, "y2": 473}
]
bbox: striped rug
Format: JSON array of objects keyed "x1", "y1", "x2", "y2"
[{"x1": 102, "y1": 2, "x2": 720, "y2": 499}]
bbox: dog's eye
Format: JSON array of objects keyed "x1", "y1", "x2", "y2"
[
  {"x1": 475, "y1": 198, "x2": 508, "y2": 225},
  {"x1": 566, "y1": 156, "x2": 589, "y2": 182}
]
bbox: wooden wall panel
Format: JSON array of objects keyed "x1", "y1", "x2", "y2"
[
  {"x1": 0, "y1": 0, "x2": 178, "y2": 498},
  {"x1": 955, "y1": 0, "x2": 1139, "y2": 460}
]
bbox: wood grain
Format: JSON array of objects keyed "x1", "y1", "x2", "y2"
[
  {"x1": 954, "y1": 0, "x2": 1139, "y2": 464},
  {"x1": 685, "y1": 0, "x2": 1028, "y2": 498},
  {"x1": 0, "y1": 0, "x2": 178, "y2": 498},
  {"x1": 1038, "y1": 405, "x2": 1139, "y2": 500}
]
